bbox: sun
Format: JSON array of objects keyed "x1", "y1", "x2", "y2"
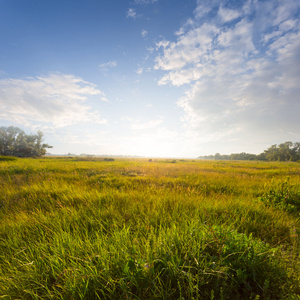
[{"x1": 132, "y1": 137, "x2": 170, "y2": 158}]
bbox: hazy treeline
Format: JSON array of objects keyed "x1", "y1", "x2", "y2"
[
  {"x1": 198, "y1": 141, "x2": 300, "y2": 161},
  {"x1": 0, "y1": 126, "x2": 52, "y2": 157}
]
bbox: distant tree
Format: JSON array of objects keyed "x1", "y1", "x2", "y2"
[
  {"x1": 256, "y1": 152, "x2": 267, "y2": 161},
  {"x1": 264, "y1": 142, "x2": 299, "y2": 161},
  {"x1": 278, "y1": 142, "x2": 293, "y2": 161},
  {"x1": 264, "y1": 144, "x2": 278, "y2": 161},
  {"x1": 198, "y1": 142, "x2": 299, "y2": 161},
  {"x1": 0, "y1": 126, "x2": 52, "y2": 157},
  {"x1": 294, "y1": 142, "x2": 300, "y2": 159},
  {"x1": 214, "y1": 153, "x2": 221, "y2": 160},
  {"x1": 230, "y1": 152, "x2": 257, "y2": 160}
]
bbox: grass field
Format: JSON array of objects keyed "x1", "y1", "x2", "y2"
[{"x1": 0, "y1": 157, "x2": 299, "y2": 299}]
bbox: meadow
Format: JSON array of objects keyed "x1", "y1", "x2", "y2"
[{"x1": 0, "y1": 157, "x2": 299, "y2": 299}]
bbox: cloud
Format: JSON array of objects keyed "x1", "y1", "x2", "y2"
[
  {"x1": 155, "y1": 23, "x2": 219, "y2": 72},
  {"x1": 141, "y1": 29, "x2": 148, "y2": 38},
  {"x1": 193, "y1": 0, "x2": 220, "y2": 20},
  {"x1": 154, "y1": 0, "x2": 300, "y2": 150},
  {"x1": 134, "y1": 0, "x2": 158, "y2": 4},
  {"x1": 218, "y1": 6, "x2": 241, "y2": 23},
  {"x1": 127, "y1": 8, "x2": 137, "y2": 19},
  {"x1": 0, "y1": 73, "x2": 107, "y2": 128},
  {"x1": 136, "y1": 67, "x2": 144, "y2": 75},
  {"x1": 99, "y1": 60, "x2": 117, "y2": 71}
]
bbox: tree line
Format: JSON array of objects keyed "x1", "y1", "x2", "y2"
[
  {"x1": 198, "y1": 142, "x2": 300, "y2": 162},
  {"x1": 0, "y1": 126, "x2": 52, "y2": 157},
  {"x1": 1, "y1": 125, "x2": 299, "y2": 161}
]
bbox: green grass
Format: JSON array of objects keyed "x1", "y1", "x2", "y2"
[
  {"x1": 0, "y1": 155, "x2": 17, "y2": 162},
  {"x1": 0, "y1": 158, "x2": 299, "y2": 299}
]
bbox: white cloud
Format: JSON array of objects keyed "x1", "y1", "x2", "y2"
[
  {"x1": 99, "y1": 60, "x2": 117, "y2": 71},
  {"x1": 134, "y1": 0, "x2": 158, "y2": 4},
  {"x1": 141, "y1": 29, "x2": 148, "y2": 38},
  {"x1": 279, "y1": 19, "x2": 297, "y2": 32},
  {"x1": 194, "y1": 0, "x2": 220, "y2": 19},
  {"x1": 136, "y1": 67, "x2": 144, "y2": 75},
  {"x1": 147, "y1": 47, "x2": 154, "y2": 53},
  {"x1": 100, "y1": 96, "x2": 110, "y2": 102},
  {"x1": 154, "y1": 0, "x2": 300, "y2": 151},
  {"x1": 155, "y1": 23, "x2": 219, "y2": 72},
  {"x1": 218, "y1": 6, "x2": 241, "y2": 23},
  {"x1": 127, "y1": 8, "x2": 137, "y2": 19},
  {"x1": 0, "y1": 73, "x2": 107, "y2": 128}
]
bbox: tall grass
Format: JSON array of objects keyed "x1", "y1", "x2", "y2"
[{"x1": 0, "y1": 158, "x2": 299, "y2": 299}]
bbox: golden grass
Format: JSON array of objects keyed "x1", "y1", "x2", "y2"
[{"x1": 0, "y1": 157, "x2": 299, "y2": 299}]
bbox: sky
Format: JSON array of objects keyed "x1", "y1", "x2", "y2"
[{"x1": 0, "y1": 0, "x2": 299, "y2": 157}]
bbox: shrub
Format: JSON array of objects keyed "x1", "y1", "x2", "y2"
[
  {"x1": 0, "y1": 155, "x2": 17, "y2": 161},
  {"x1": 259, "y1": 179, "x2": 300, "y2": 215},
  {"x1": 103, "y1": 157, "x2": 115, "y2": 161}
]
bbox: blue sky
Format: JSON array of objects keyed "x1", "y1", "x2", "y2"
[{"x1": 0, "y1": 0, "x2": 299, "y2": 157}]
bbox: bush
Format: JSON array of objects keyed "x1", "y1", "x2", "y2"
[
  {"x1": 259, "y1": 179, "x2": 300, "y2": 215},
  {"x1": 103, "y1": 157, "x2": 115, "y2": 161},
  {"x1": 0, "y1": 155, "x2": 17, "y2": 161}
]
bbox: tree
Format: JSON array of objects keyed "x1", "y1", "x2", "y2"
[
  {"x1": 264, "y1": 144, "x2": 279, "y2": 161},
  {"x1": 214, "y1": 153, "x2": 221, "y2": 160},
  {"x1": 263, "y1": 142, "x2": 300, "y2": 161},
  {"x1": 198, "y1": 141, "x2": 299, "y2": 161},
  {"x1": 0, "y1": 126, "x2": 52, "y2": 157}
]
